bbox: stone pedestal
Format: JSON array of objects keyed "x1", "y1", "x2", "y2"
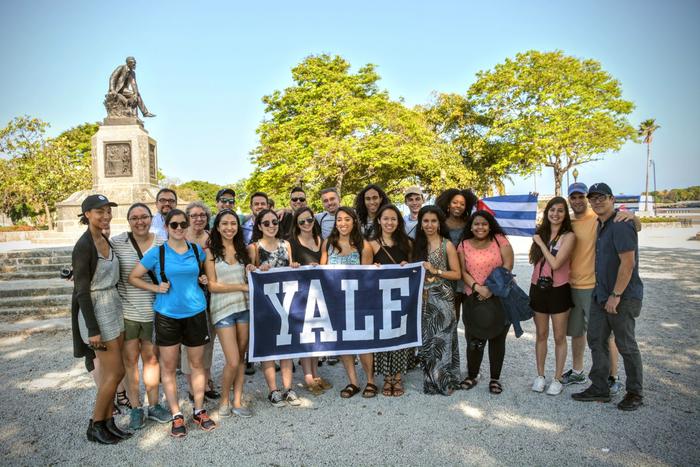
[{"x1": 56, "y1": 119, "x2": 160, "y2": 232}]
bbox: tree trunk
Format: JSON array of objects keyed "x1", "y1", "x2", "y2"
[
  {"x1": 644, "y1": 142, "x2": 651, "y2": 212},
  {"x1": 43, "y1": 202, "x2": 54, "y2": 230},
  {"x1": 553, "y1": 167, "x2": 563, "y2": 197}
]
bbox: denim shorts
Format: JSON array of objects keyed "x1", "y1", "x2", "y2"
[{"x1": 215, "y1": 310, "x2": 250, "y2": 328}]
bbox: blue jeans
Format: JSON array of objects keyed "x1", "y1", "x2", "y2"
[
  {"x1": 214, "y1": 310, "x2": 250, "y2": 329},
  {"x1": 587, "y1": 297, "x2": 643, "y2": 395}
]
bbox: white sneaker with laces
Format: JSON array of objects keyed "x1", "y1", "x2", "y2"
[
  {"x1": 546, "y1": 379, "x2": 563, "y2": 395},
  {"x1": 532, "y1": 376, "x2": 546, "y2": 393}
]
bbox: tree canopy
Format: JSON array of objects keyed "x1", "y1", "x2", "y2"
[
  {"x1": 247, "y1": 54, "x2": 473, "y2": 209},
  {"x1": 467, "y1": 50, "x2": 636, "y2": 195}
]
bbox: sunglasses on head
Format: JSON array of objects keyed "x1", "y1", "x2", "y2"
[
  {"x1": 169, "y1": 221, "x2": 188, "y2": 230},
  {"x1": 297, "y1": 217, "x2": 314, "y2": 226},
  {"x1": 291, "y1": 197, "x2": 306, "y2": 203},
  {"x1": 261, "y1": 219, "x2": 279, "y2": 227}
]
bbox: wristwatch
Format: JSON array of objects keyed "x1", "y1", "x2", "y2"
[{"x1": 611, "y1": 291, "x2": 622, "y2": 298}]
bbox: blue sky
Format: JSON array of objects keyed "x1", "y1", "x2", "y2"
[{"x1": 1, "y1": 0, "x2": 698, "y2": 196}]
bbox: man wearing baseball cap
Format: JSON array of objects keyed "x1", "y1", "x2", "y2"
[
  {"x1": 403, "y1": 186, "x2": 424, "y2": 239},
  {"x1": 562, "y1": 183, "x2": 640, "y2": 395},
  {"x1": 572, "y1": 183, "x2": 645, "y2": 411},
  {"x1": 210, "y1": 188, "x2": 238, "y2": 229}
]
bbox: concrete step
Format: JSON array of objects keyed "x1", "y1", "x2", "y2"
[
  {"x1": 0, "y1": 317, "x2": 71, "y2": 336},
  {"x1": 0, "y1": 247, "x2": 72, "y2": 260},
  {"x1": 0, "y1": 279, "x2": 72, "y2": 298},
  {"x1": 0, "y1": 294, "x2": 72, "y2": 313},
  {"x1": 0, "y1": 271, "x2": 64, "y2": 280},
  {"x1": 1, "y1": 263, "x2": 71, "y2": 273},
  {"x1": 1, "y1": 255, "x2": 72, "y2": 266}
]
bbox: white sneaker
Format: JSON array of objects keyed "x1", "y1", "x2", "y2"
[
  {"x1": 546, "y1": 379, "x2": 563, "y2": 395},
  {"x1": 532, "y1": 376, "x2": 546, "y2": 393}
]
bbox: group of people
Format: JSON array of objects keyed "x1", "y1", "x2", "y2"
[{"x1": 71, "y1": 180, "x2": 645, "y2": 443}]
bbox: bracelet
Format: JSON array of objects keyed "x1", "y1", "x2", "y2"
[{"x1": 471, "y1": 282, "x2": 478, "y2": 293}]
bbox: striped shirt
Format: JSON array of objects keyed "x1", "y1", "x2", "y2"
[{"x1": 111, "y1": 232, "x2": 165, "y2": 322}]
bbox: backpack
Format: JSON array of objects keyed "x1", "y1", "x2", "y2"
[{"x1": 158, "y1": 242, "x2": 203, "y2": 284}]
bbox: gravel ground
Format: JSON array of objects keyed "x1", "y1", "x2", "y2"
[{"x1": 0, "y1": 229, "x2": 698, "y2": 466}]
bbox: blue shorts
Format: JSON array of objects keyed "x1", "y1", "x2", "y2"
[{"x1": 215, "y1": 310, "x2": 250, "y2": 328}]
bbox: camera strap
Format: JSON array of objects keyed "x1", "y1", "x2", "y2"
[
  {"x1": 538, "y1": 234, "x2": 561, "y2": 279},
  {"x1": 127, "y1": 232, "x2": 158, "y2": 285}
]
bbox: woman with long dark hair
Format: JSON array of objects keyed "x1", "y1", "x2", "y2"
[
  {"x1": 112, "y1": 203, "x2": 170, "y2": 430},
  {"x1": 247, "y1": 208, "x2": 301, "y2": 408},
  {"x1": 71, "y1": 194, "x2": 130, "y2": 443},
  {"x1": 205, "y1": 209, "x2": 254, "y2": 418},
  {"x1": 369, "y1": 204, "x2": 413, "y2": 396},
  {"x1": 528, "y1": 196, "x2": 575, "y2": 396},
  {"x1": 435, "y1": 188, "x2": 478, "y2": 321},
  {"x1": 320, "y1": 206, "x2": 375, "y2": 398},
  {"x1": 288, "y1": 207, "x2": 333, "y2": 395},
  {"x1": 129, "y1": 209, "x2": 215, "y2": 437},
  {"x1": 354, "y1": 184, "x2": 390, "y2": 239},
  {"x1": 413, "y1": 205, "x2": 461, "y2": 395},
  {"x1": 457, "y1": 210, "x2": 514, "y2": 395}
]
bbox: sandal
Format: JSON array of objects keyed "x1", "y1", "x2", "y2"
[
  {"x1": 382, "y1": 378, "x2": 394, "y2": 397},
  {"x1": 116, "y1": 390, "x2": 132, "y2": 409},
  {"x1": 459, "y1": 378, "x2": 478, "y2": 390},
  {"x1": 489, "y1": 380, "x2": 503, "y2": 394},
  {"x1": 392, "y1": 378, "x2": 404, "y2": 397},
  {"x1": 362, "y1": 383, "x2": 378, "y2": 398},
  {"x1": 340, "y1": 384, "x2": 360, "y2": 399},
  {"x1": 314, "y1": 377, "x2": 333, "y2": 390}
]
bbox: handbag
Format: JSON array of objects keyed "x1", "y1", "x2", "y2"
[{"x1": 464, "y1": 294, "x2": 506, "y2": 340}]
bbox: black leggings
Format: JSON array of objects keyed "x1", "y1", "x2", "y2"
[{"x1": 465, "y1": 326, "x2": 509, "y2": 380}]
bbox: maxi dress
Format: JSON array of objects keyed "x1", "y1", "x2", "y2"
[{"x1": 420, "y1": 238, "x2": 460, "y2": 394}]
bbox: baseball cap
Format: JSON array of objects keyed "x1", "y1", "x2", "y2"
[
  {"x1": 586, "y1": 183, "x2": 613, "y2": 198},
  {"x1": 216, "y1": 188, "x2": 236, "y2": 201},
  {"x1": 567, "y1": 182, "x2": 588, "y2": 196},
  {"x1": 404, "y1": 186, "x2": 423, "y2": 198},
  {"x1": 80, "y1": 194, "x2": 117, "y2": 215}
]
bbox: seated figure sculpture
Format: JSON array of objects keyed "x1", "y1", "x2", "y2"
[{"x1": 104, "y1": 56, "x2": 155, "y2": 119}]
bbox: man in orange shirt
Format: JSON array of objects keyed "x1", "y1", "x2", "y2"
[{"x1": 561, "y1": 183, "x2": 639, "y2": 393}]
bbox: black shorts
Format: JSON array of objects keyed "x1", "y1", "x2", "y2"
[
  {"x1": 529, "y1": 283, "x2": 574, "y2": 315},
  {"x1": 154, "y1": 311, "x2": 210, "y2": 347}
]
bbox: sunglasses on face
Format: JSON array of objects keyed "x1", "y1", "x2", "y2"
[
  {"x1": 219, "y1": 198, "x2": 235, "y2": 204},
  {"x1": 291, "y1": 197, "x2": 306, "y2": 203},
  {"x1": 261, "y1": 219, "x2": 279, "y2": 228},
  {"x1": 297, "y1": 217, "x2": 314, "y2": 226},
  {"x1": 169, "y1": 221, "x2": 188, "y2": 230}
]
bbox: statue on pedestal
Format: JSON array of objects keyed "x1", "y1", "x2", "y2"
[{"x1": 104, "y1": 56, "x2": 156, "y2": 119}]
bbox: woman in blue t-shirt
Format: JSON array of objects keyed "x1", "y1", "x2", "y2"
[{"x1": 129, "y1": 209, "x2": 216, "y2": 437}]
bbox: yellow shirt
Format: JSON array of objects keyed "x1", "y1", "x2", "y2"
[{"x1": 570, "y1": 209, "x2": 597, "y2": 289}]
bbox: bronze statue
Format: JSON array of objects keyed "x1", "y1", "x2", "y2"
[{"x1": 104, "y1": 57, "x2": 155, "y2": 118}]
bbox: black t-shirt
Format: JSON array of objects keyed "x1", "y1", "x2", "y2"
[{"x1": 289, "y1": 236, "x2": 322, "y2": 265}]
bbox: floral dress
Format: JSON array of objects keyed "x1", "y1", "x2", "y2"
[{"x1": 420, "y1": 238, "x2": 460, "y2": 394}]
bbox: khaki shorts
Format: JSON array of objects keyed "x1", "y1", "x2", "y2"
[
  {"x1": 567, "y1": 288, "x2": 592, "y2": 337},
  {"x1": 124, "y1": 318, "x2": 154, "y2": 342}
]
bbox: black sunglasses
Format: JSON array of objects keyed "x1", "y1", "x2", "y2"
[
  {"x1": 261, "y1": 219, "x2": 279, "y2": 227},
  {"x1": 297, "y1": 218, "x2": 314, "y2": 226},
  {"x1": 169, "y1": 221, "x2": 188, "y2": 230},
  {"x1": 291, "y1": 197, "x2": 306, "y2": 203},
  {"x1": 219, "y1": 197, "x2": 235, "y2": 204}
]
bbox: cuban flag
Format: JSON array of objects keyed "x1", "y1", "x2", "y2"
[{"x1": 477, "y1": 194, "x2": 538, "y2": 237}]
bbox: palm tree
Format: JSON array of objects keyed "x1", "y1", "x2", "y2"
[{"x1": 638, "y1": 119, "x2": 660, "y2": 212}]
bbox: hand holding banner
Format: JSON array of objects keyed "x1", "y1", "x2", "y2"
[{"x1": 248, "y1": 263, "x2": 425, "y2": 362}]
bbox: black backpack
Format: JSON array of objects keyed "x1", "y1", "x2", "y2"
[{"x1": 158, "y1": 241, "x2": 203, "y2": 284}]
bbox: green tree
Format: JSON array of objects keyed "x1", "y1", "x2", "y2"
[
  {"x1": 0, "y1": 117, "x2": 98, "y2": 229},
  {"x1": 638, "y1": 119, "x2": 660, "y2": 211},
  {"x1": 174, "y1": 180, "x2": 223, "y2": 209},
  {"x1": 248, "y1": 54, "x2": 471, "y2": 209},
  {"x1": 468, "y1": 50, "x2": 636, "y2": 195}
]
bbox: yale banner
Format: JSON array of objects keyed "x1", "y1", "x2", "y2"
[{"x1": 248, "y1": 263, "x2": 425, "y2": 362}]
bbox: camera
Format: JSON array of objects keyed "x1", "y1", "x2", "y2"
[
  {"x1": 536, "y1": 276, "x2": 553, "y2": 290},
  {"x1": 60, "y1": 267, "x2": 73, "y2": 280}
]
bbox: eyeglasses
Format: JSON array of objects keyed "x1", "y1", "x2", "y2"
[
  {"x1": 168, "y1": 221, "x2": 188, "y2": 230},
  {"x1": 128, "y1": 215, "x2": 152, "y2": 223},
  {"x1": 588, "y1": 195, "x2": 609, "y2": 204},
  {"x1": 297, "y1": 217, "x2": 314, "y2": 226},
  {"x1": 158, "y1": 198, "x2": 177, "y2": 205},
  {"x1": 189, "y1": 213, "x2": 208, "y2": 219},
  {"x1": 261, "y1": 219, "x2": 279, "y2": 227},
  {"x1": 219, "y1": 198, "x2": 235, "y2": 204},
  {"x1": 291, "y1": 197, "x2": 306, "y2": 203}
]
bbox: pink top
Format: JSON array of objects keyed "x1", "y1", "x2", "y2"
[
  {"x1": 530, "y1": 235, "x2": 571, "y2": 287},
  {"x1": 458, "y1": 234, "x2": 509, "y2": 295}
]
